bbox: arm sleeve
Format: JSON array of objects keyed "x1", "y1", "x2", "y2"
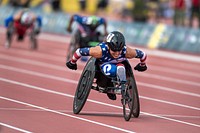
[
  {"x1": 135, "y1": 49, "x2": 147, "y2": 64},
  {"x1": 4, "y1": 16, "x2": 14, "y2": 27},
  {"x1": 71, "y1": 48, "x2": 90, "y2": 63},
  {"x1": 36, "y1": 16, "x2": 42, "y2": 28}
]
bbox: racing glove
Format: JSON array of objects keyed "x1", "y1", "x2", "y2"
[
  {"x1": 134, "y1": 63, "x2": 147, "y2": 72},
  {"x1": 66, "y1": 61, "x2": 77, "y2": 70},
  {"x1": 66, "y1": 26, "x2": 72, "y2": 33}
]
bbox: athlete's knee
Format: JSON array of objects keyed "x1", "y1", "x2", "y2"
[{"x1": 117, "y1": 64, "x2": 126, "y2": 82}]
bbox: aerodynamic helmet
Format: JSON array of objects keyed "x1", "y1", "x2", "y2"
[
  {"x1": 20, "y1": 12, "x2": 34, "y2": 25},
  {"x1": 106, "y1": 31, "x2": 125, "y2": 51}
]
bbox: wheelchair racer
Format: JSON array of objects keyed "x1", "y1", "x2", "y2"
[
  {"x1": 4, "y1": 9, "x2": 42, "y2": 49},
  {"x1": 67, "y1": 14, "x2": 108, "y2": 44},
  {"x1": 66, "y1": 31, "x2": 147, "y2": 100},
  {"x1": 66, "y1": 14, "x2": 108, "y2": 60}
]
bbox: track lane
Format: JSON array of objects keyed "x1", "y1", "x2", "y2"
[{"x1": 0, "y1": 77, "x2": 199, "y2": 132}]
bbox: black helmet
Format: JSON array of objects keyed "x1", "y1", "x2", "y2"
[{"x1": 106, "y1": 31, "x2": 125, "y2": 51}]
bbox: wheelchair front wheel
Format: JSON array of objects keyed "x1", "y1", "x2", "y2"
[{"x1": 122, "y1": 79, "x2": 135, "y2": 121}]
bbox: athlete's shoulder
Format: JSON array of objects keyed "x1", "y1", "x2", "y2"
[
  {"x1": 14, "y1": 11, "x2": 23, "y2": 20},
  {"x1": 98, "y1": 42, "x2": 109, "y2": 56},
  {"x1": 99, "y1": 42, "x2": 108, "y2": 48},
  {"x1": 73, "y1": 14, "x2": 82, "y2": 20},
  {"x1": 90, "y1": 45, "x2": 102, "y2": 58}
]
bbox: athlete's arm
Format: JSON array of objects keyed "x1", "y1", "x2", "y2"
[
  {"x1": 89, "y1": 46, "x2": 102, "y2": 58},
  {"x1": 70, "y1": 46, "x2": 102, "y2": 64},
  {"x1": 36, "y1": 16, "x2": 42, "y2": 28},
  {"x1": 4, "y1": 16, "x2": 14, "y2": 27},
  {"x1": 99, "y1": 18, "x2": 108, "y2": 35},
  {"x1": 14, "y1": 10, "x2": 23, "y2": 20},
  {"x1": 66, "y1": 15, "x2": 75, "y2": 32},
  {"x1": 103, "y1": 20, "x2": 108, "y2": 35},
  {"x1": 67, "y1": 14, "x2": 81, "y2": 32},
  {"x1": 126, "y1": 46, "x2": 147, "y2": 65}
]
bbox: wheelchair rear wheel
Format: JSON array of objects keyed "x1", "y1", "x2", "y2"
[
  {"x1": 5, "y1": 23, "x2": 14, "y2": 48},
  {"x1": 73, "y1": 58, "x2": 96, "y2": 114},
  {"x1": 29, "y1": 31, "x2": 37, "y2": 50},
  {"x1": 67, "y1": 30, "x2": 80, "y2": 61},
  {"x1": 131, "y1": 76, "x2": 140, "y2": 118}
]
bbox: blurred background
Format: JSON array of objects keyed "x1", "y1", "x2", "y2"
[{"x1": 0, "y1": 0, "x2": 200, "y2": 54}]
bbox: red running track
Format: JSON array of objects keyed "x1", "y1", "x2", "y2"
[{"x1": 0, "y1": 29, "x2": 200, "y2": 133}]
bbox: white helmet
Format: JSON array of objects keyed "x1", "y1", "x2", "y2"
[{"x1": 21, "y1": 12, "x2": 34, "y2": 25}]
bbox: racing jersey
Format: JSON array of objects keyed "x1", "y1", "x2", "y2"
[{"x1": 98, "y1": 42, "x2": 127, "y2": 66}]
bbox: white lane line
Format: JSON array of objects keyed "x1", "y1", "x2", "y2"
[
  {"x1": 0, "y1": 27, "x2": 200, "y2": 63},
  {"x1": 0, "y1": 122, "x2": 32, "y2": 133},
  {"x1": 0, "y1": 64, "x2": 199, "y2": 98},
  {"x1": 1, "y1": 108, "x2": 200, "y2": 119},
  {"x1": 150, "y1": 65, "x2": 200, "y2": 78},
  {"x1": 0, "y1": 64, "x2": 199, "y2": 110},
  {"x1": 0, "y1": 96, "x2": 135, "y2": 133},
  {"x1": 144, "y1": 49, "x2": 200, "y2": 63},
  {"x1": 138, "y1": 82, "x2": 200, "y2": 98},
  {"x1": 140, "y1": 96, "x2": 200, "y2": 111},
  {"x1": 142, "y1": 112, "x2": 200, "y2": 128},
  {"x1": 137, "y1": 72, "x2": 200, "y2": 87},
  {"x1": 150, "y1": 114, "x2": 200, "y2": 119},
  {"x1": 0, "y1": 77, "x2": 200, "y2": 128}
]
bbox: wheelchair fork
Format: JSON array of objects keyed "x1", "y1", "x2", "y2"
[{"x1": 121, "y1": 83, "x2": 128, "y2": 105}]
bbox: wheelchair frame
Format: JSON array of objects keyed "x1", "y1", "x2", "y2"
[{"x1": 73, "y1": 57, "x2": 140, "y2": 121}]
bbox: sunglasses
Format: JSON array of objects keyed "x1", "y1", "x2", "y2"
[{"x1": 108, "y1": 42, "x2": 124, "y2": 52}]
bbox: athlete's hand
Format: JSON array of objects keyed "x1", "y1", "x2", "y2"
[
  {"x1": 66, "y1": 26, "x2": 72, "y2": 33},
  {"x1": 66, "y1": 61, "x2": 77, "y2": 70},
  {"x1": 134, "y1": 63, "x2": 147, "y2": 72}
]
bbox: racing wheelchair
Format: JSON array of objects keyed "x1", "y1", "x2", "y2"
[
  {"x1": 73, "y1": 57, "x2": 140, "y2": 121},
  {"x1": 5, "y1": 22, "x2": 38, "y2": 50}
]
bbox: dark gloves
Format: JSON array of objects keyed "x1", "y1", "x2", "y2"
[
  {"x1": 66, "y1": 61, "x2": 77, "y2": 70},
  {"x1": 66, "y1": 26, "x2": 72, "y2": 33},
  {"x1": 134, "y1": 63, "x2": 147, "y2": 72}
]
